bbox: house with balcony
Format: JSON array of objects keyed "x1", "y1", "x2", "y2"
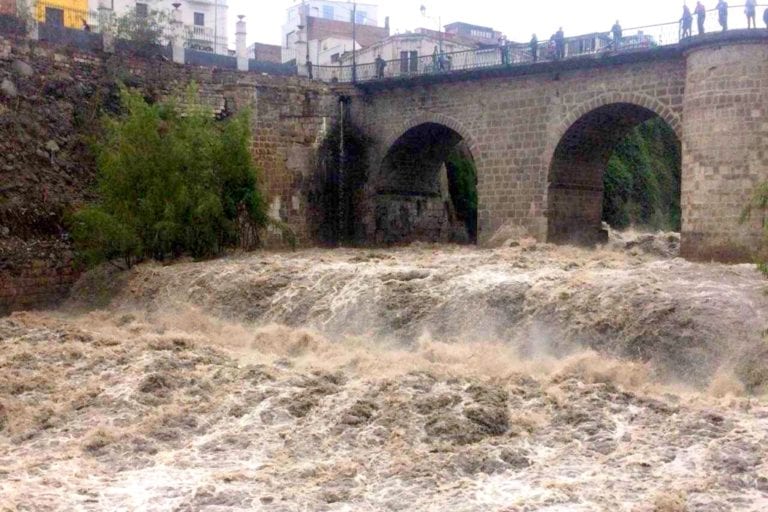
[
  {"x1": 31, "y1": 0, "x2": 228, "y2": 53},
  {"x1": 103, "y1": 0, "x2": 228, "y2": 53}
]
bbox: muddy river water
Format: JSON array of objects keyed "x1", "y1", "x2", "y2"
[{"x1": 1, "y1": 238, "x2": 767, "y2": 511}]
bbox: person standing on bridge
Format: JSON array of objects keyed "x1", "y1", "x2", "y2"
[
  {"x1": 681, "y1": 4, "x2": 693, "y2": 38},
  {"x1": 745, "y1": 0, "x2": 757, "y2": 28},
  {"x1": 375, "y1": 54, "x2": 387, "y2": 79},
  {"x1": 717, "y1": 0, "x2": 729, "y2": 31},
  {"x1": 555, "y1": 27, "x2": 565, "y2": 60},
  {"x1": 611, "y1": 20, "x2": 623, "y2": 50},
  {"x1": 499, "y1": 36, "x2": 509, "y2": 65},
  {"x1": 530, "y1": 34, "x2": 539, "y2": 62},
  {"x1": 695, "y1": 1, "x2": 707, "y2": 35}
]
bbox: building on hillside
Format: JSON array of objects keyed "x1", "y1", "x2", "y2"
[
  {"x1": 105, "y1": 0, "x2": 228, "y2": 54},
  {"x1": 282, "y1": 0, "x2": 388, "y2": 64},
  {"x1": 338, "y1": 31, "x2": 476, "y2": 75},
  {"x1": 34, "y1": 0, "x2": 89, "y2": 29},
  {"x1": 444, "y1": 22, "x2": 502, "y2": 45},
  {"x1": 248, "y1": 42, "x2": 282, "y2": 63},
  {"x1": 32, "y1": 0, "x2": 228, "y2": 53},
  {"x1": 329, "y1": 23, "x2": 502, "y2": 81}
]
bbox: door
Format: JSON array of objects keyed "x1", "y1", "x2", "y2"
[
  {"x1": 400, "y1": 51, "x2": 409, "y2": 74},
  {"x1": 409, "y1": 51, "x2": 418, "y2": 73}
]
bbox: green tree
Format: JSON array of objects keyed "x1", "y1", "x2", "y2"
[
  {"x1": 743, "y1": 182, "x2": 768, "y2": 276},
  {"x1": 112, "y1": 7, "x2": 170, "y2": 55},
  {"x1": 446, "y1": 151, "x2": 478, "y2": 242},
  {"x1": 69, "y1": 87, "x2": 266, "y2": 268},
  {"x1": 603, "y1": 118, "x2": 681, "y2": 231}
]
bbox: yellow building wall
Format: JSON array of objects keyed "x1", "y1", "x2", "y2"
[{"x1": 36, "y1": 0, "x2": 89, "y2": 29}]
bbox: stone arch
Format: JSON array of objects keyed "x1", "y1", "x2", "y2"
[
  {"x1": 546, "y1": 99, "x2": 682, "y2": 244},
  {"x1": 380, "y1": 112, "x2": 479, "y2": 163},
  {"x1": 371, "y1": 113, "x2": 480, "y2": 245},
  {"x1": 551, "y1": 93, "x2": 682, "y2": 148}
]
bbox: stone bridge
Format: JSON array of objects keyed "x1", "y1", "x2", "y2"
[{"x1": 342, "y1": 30, "x2": 768, "y2": 261}]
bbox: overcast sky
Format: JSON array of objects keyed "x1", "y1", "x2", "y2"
[{"x1": 227, "y1": 0, "x2": 695, "y2": 47}]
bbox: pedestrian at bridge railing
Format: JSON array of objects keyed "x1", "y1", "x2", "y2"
[{"x1": 311, "y1": 3, "x2": 768, "y2": 84}]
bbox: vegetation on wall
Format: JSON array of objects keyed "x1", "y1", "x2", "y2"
[
  {"x1": 742, "y1": 182, "x2": 768, "y2": 276},
  {"x1": 602, "y1": 117, "x2": 682, "y2": 232},
  {"x1": 68, "y1": 87, "x2": 266, "y2": 268},
  {"x1": 445, "y1": 150, "x2": 478, "y2": 242},
  {"x1": 113, "y1": 7, "x2": 170, "y2": 54},
  {"x1": 316, "y1": 113, "x2": 369, "y2": 246}
]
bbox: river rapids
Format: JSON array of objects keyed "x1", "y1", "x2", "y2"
[{"x1": 1, "y1": 236, "x2": 767, "y2": 511}]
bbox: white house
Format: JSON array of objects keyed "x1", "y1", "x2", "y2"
[
  {"x1": 334, "y1": 30, "x2": 477, "y2": 81},
  {"x1": 90, "y1": 0, "x2": 229, "y2": 54},
  {"x1": 281, "y1": 0, "x2": 385, "y2": 64}
]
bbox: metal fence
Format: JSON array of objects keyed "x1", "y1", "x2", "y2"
[{"x1": 314, "y1": 4, "x2": 768, "y2": 84}]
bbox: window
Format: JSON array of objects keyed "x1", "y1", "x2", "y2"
[
  {"x1": 45, "y1": 7, "x2": 64, "y2": 26},
  {"x1": 322, "y1": 5, "x2": 334, "y2": 20},
  {"x1": 400, "y1": 50, "x2": 418, "y2": 73},
  {"x1": 355, "y1": 11, "x2": 366, "y2": 24},
  {"x1": 194, "y1": 12, "x2": 205, "y2": 26},
  {"x1": 470, "y1": 29, "x2": 492, "y2": 39},
  {"x1": 135, "y1": 2, "x2": 148, "y2": 18},
  {"x1": 409, "y1": 50, "x2": 418, "y2": 72},
  {"x1": 400, "y1": 51, "x2": 409, "y2": 73},
  {"x1": 331, "y1": 53, "x2": 340, "y2": 63}
]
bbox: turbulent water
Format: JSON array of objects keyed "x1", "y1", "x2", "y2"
[{"x1": 2, "y1": 236, "x2": 768, "y2": 511}]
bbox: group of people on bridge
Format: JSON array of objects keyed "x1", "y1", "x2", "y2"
[
  {"x1": 681, "y1": 1, "x2": 768, "y2": 37},
  {"x1": 522, "y1": 1, "x2": 768, "y2": 64},
  {"x1": 312, "y1": 1, "x2": 768, "y2": 82}
]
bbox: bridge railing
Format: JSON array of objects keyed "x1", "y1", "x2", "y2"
[{"x1": 314, "y1": 3, "x2": 768, "y2": 84}]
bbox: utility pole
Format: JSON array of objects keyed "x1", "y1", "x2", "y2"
[
  {"x1": 438, "y1": 14, "x2": 442, "y2": 53},
  {"x1": 420, "y1": 6, "x2": 442, "y2": 53},
  {"x1": 351, "y1": 2, "x2": 357, "y2": 83},
  {"x1": 304, "y1": 0, "x2": 309, "y2": 63}
]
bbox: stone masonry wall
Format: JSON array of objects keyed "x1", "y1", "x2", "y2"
[
  {"x1": 680, "y1": 38, "x2": 768, "y2": 261},
  {"x1": 350, "y1": 54, "x2": 686, "y2": 245},
  {"x1": 0, "y1": 33, "x2": 338, "y2": 314}
]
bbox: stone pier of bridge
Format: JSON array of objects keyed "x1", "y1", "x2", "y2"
[{"x1": 342, "y1": 30, "x2": 768, "y2": 262}]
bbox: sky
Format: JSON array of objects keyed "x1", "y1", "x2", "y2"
[{"x1": 226, "y1": 0, "x2": 693, "y2": 48}]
